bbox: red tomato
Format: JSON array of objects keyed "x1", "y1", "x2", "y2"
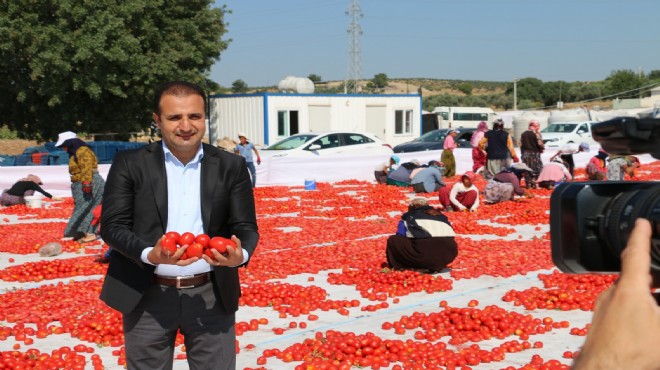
[
  {"x1": 195, "y1": 234, "x2": 211, "y2": 248},
  {"x1": 179, "y1": 232, "x2": 195, "y2": 247},
  {"x1": 187, "y1": 242, "x2": 204, "y2": 258},
  {"x1": 160, "y1": 236, "x2": 178, "y2": 257},
  {"x1": 165, "y1": 231, "x2": 181, "y2": 244},
  {"x1": 209, "y1": 236, "x2": 235, "y2": 255}
]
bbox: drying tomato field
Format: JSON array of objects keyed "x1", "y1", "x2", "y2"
[{"x1": 0, "y1": 161, "x2": 658, "y2": 370}]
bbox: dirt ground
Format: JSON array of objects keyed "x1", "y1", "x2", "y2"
[{"x1": 0, "y1": 139, "x2": 40, "y2": 155}]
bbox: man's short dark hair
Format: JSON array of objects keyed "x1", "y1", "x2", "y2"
[{"x1": 153, "y1": 81, "x2": 207, "y2": 115}]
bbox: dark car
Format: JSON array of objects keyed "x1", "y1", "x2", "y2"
[{"x1": 393, "y1": 128, "x2": 476, "y2": 153}]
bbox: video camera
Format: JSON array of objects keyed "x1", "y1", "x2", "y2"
[{"x1": 550, "y1": 117, "x2": 660, "y2": 285}]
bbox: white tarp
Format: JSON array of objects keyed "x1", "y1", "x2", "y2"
[{"x1": 1, "y1": 147, "x2": 656, "y2": 197}]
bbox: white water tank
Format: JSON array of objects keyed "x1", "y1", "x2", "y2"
[
  {"x1": 548, "y1": 108, "x2": 590, "y2": 124},
  {"x1": 512, "y1": 112, "x2": 549, "y2": 146},
  {"x1": 590, "y1": 109, "x2": 639, "y2": 122},
  {"x1": 278, "y1": 76, "x2": 315, "y2": 94}
]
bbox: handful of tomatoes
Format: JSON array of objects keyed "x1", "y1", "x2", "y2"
[{"x1": 160, "y1": 231, "x2": 236, "y2": 260}]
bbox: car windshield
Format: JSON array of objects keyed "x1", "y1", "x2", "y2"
[
  {"x1": 542, "y1": 123, "x2": 577, "y2": 133},
  {"x1": 265, "y1": 134, "x2": 318, "y2": 150},
  {"x1": 416, "y1": 130, "x2": 447, "y2": 143}
]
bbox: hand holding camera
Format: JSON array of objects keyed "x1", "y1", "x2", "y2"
[{"x1": 572, "y1": 219, "x2": 660, "y2": 370}]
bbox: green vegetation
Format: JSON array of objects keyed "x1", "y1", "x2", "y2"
[
  {"x1": 0, "y1": 0, "x2": 229, "y2": 141},
  {"x1": 0, "y1": 125, "x2": 19, "y2": 140}
]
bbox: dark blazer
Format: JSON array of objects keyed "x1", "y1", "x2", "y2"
[{"x1": 99, "y1": 141, "x2": 259, "y2": 314}]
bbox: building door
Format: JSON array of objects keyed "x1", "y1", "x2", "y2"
[{"x1": 366, "y1": 106, "x2": 386, "y2": 139}]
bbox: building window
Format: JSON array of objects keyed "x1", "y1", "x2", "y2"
[
  {"x1": 277, "y1": 110, "x2": 299, "y2": 136},
  {"x1": 395, "y1": 109, "x2": 413, "y2": 134}
]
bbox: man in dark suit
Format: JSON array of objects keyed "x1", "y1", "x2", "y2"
[{"x1": 100, "y1": 81, "x2": 259, "y2": 370}]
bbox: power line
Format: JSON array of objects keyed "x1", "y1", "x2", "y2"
[{"x1": 524, "y1": 81, "x2": 660, "y2": 111}]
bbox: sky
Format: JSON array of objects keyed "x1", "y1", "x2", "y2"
[{"x1": 210, "y1": 0, "x2": 660, "y2": 88}]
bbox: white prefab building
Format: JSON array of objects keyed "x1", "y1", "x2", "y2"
[{"x1": 208, "y1": 92, "x2": 422, "y2": 148}]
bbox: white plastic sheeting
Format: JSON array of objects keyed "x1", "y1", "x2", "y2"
[{"x1": 5, "y1": 147, "x2": 657, "y2": 198}]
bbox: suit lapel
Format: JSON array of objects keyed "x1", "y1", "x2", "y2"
[
  {"x1": 145, "y1": 142, "x2": 168, "y2": 232},
  {"x1": 201, "y1": 144, "x2": 217, "y2": 232}
]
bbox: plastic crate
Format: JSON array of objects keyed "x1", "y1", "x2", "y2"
[
  {"x1": 44, "y1": 142, "x2": 57, "y2": 152},
  {"x1": 15, "y1": 154, "x2": 34, "y2": 166},
  {"x1": 31, "y1": 152, "x2": 49, "y2": 165},
  {"x1": 48, "y1": 151, "x2": 69, "y2": 165},
  {"x1": 88, "y1": 142, "x2": 117, "y2": 163},
  {"x1": 0, "y1": 154, "x2": 16, "y2": 166},
  {"x1": 22, "y1": 145, "x2": 49, "y2": 155}
]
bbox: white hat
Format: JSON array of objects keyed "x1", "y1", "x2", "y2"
[
  {"x1": 55, "y1": 131, "x2": 77, "y2": 147},
  {"x1": 511, "y1": 162, "x2": 533, "y2": 172},
  {"x1": 237, "y1": 132, "x2": 248, "y2": 140}
]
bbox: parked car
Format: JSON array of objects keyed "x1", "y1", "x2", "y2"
[
  {"x1": 260, "y1": 132, "x2": 393, "y2": 158},
  {"x1": 393, "y1": 128, "x2": 475, "y2": 153},
  {"x1": 541, "y1": 121, "x2": 597, "y2": 148}
]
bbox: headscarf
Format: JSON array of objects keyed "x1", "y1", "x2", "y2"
[
  {"x1": 391, "y1": 155, "x2": 400, "y2": 165},
  {"x1": 19, "y1": 174, "x2": 43, "y2": 185},
  {"x1": 471, "y1": 121, "x2": 489, "y2": 147},
  {"x1": 476, "y1": 121, "x2": 488, "y2": 132},
  {"x1": 528, "y1": 119, "x2": 540, "y2": 132},
  {"x1": 462, "y1": 171, "x2": 476, "y2": 183},
  {"x1": 61, "y1": 138, "x2": 89, "y2": 162}
]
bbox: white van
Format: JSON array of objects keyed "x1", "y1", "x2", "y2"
[{"x1": 540, "y1": 121, "x2": 597, "y2": 148}]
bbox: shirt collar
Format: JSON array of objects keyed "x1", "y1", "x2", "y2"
[{"x1": 162, "y1": 141, "x2": 205, "y2": 166}]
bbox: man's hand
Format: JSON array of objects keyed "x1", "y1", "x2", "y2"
[
  {"x1": 202, "y1": 235, "x2": 244, "y2": 267},
  {"x1": 572, "y1": 219, "x2": 660, "y2": 370},
  {"x1": 147, "y1": 236, "x2": 199, "y2": 266},
  {"x1": 257, "y1": 157, "x2": 261, "y2": 165}
]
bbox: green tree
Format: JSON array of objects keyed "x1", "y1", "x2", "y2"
[
  {"x1": 372, "y1": 73, "x2": 389, "y2": 89},
  {"x1": 647, "y1": 70, "x2": 660, "y2": 81},
  {"x1": 231, "y1": 79, "x2": 248, "y2": 93},
  {"x1": 604, "y1": 69, "x2": 643, "y2": 99},
  {"x1": 0, "y1": 0, "x2": 229, "y2": 140},
  {"x1": 540, "y1": 81, "x2": 565, "y2": 107},
  {"x1": 505, "y1": 77, "x2": 543, "y2": 103},
  {"x1": 566, "y1": 82, "x2": 603, "y2": 102},
  {"x1": 456, "y1": 83, "x2": 473, "y2": 96},
  {"x1": 307, "y1": 74, "x2": 322, "y2": 83}
]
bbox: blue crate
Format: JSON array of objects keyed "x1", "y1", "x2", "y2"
[
  {"x1": 15, "y1": 154, "x2": 34, "y2": 166},
  {"x1": 44, "y1": 142, "x2": 58, "y2": 152},
  {"x1": 48, "y1": 151, "x2": 69, "y2": 165},
  {"x1": 88, "y1": 141, "x2": 118, "y2": 163},
  {"x1": 22, "y1": 145, "x2": 49, "y2": 155},
  {"x1": 0, "y1": 154, "x2": 16, "y2": 166}
]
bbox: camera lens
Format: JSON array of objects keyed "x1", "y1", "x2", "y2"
[{"x1": 602, "y1": 184, "x2": 660, "y2": 266}]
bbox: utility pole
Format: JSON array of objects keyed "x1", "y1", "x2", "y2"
[
  {"x1": 513, "y1": 78, "x2": 520, "y2": 110},
  {"x1": 346, "y1": 0, "x2": 363, "y2": 94}
]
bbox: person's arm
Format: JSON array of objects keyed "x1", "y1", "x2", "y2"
[
  {"x1": 506, "y1": 136, "x2": 519, "y2": 162},
  {"x1": 478, "y1": 136, "x2": 488, "y2": 151},
  {"x1": 433, "y1": 170, "x2": 445, "y2": 187},
  {"x1": 509, "y1": 174, "x2": 525, "y2": 196},
  {"x1": 31, "y1": 183, "x2": 53, "y2": 199},
  {"x1": 252, "y1": 144, "x2": 261, "y2": 165},
  {"x1": 563, "y1": 165, "x2": 573, "y2": 181},
  {"x1": 448, "y1": 183, "x2": 465, "y2": 211},
  {"x1": 572, "y1": 219, "x2": 660, "y2": 370},
  {"x1": 470, "y1": 186, "x2": 480, "y2": 211}
]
